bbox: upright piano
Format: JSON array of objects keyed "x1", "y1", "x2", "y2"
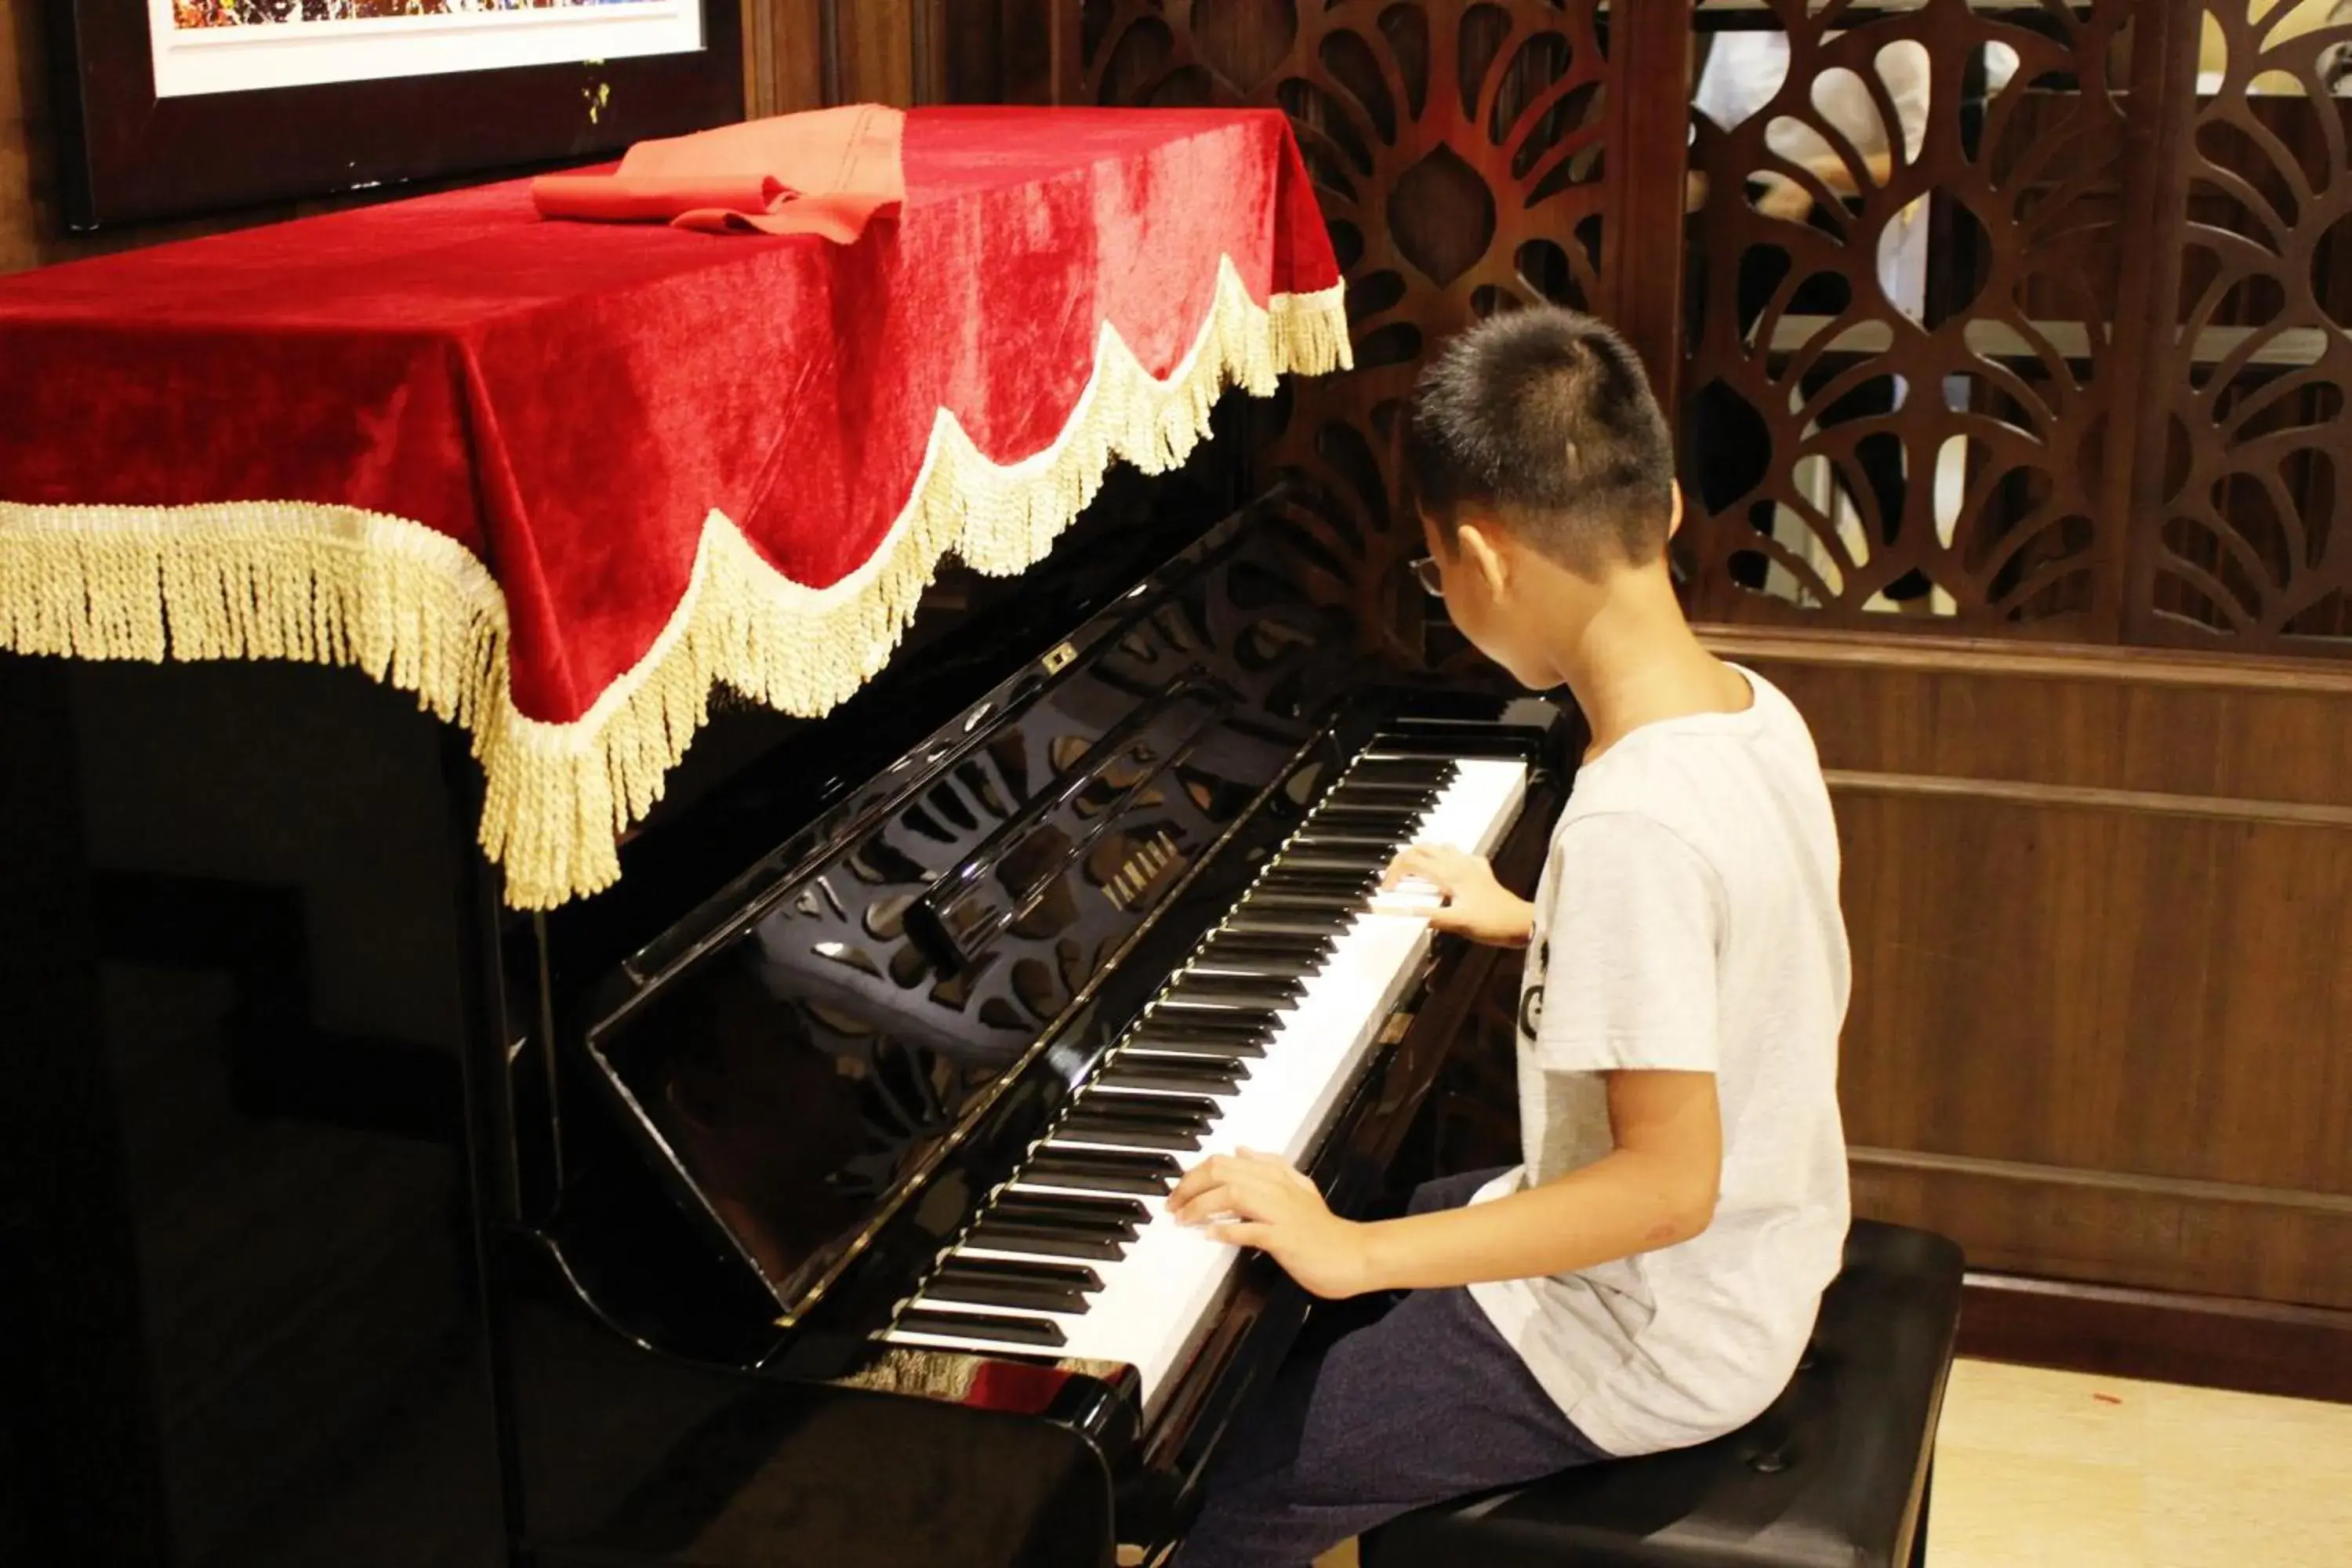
[
  {"x1": 3, "y1": 398, "x2": 1570, "y2": 1568},
  {"x1": 488, "y1": 470, "x2": 1574, "y2": 1566}
]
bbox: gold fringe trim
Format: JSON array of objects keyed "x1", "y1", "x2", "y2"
[{"x1": 0, "y1": 258, "x2": 1352, "y2": 909}]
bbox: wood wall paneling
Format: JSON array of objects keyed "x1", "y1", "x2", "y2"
[
  {"x1": 1708, "y1": 627, "x2": 2352, "y2": 1313},
  {"x1": 1957, "y1": 1272, "x2": 2352, "y2": 1405},
  {"x1": 742, "y1": 0, "x2": 829, "y2": 118},
  {"x1": 741, "y1": 0, "x2": 1054, "y2": 116},
  {"x1": 0, "y1": 0, "x2": 42, "y2": 275}
]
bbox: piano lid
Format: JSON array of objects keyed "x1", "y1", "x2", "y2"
[{"x1": 579, "y1": 514, "x2": 1360, "y2": 1326}]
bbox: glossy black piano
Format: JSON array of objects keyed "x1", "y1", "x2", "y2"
[
  {"x1": 494, "y1": 486, "x2": 1575, "y2": 1568},
  {"x1": 2, "y1": 432, "x2": 1573, "y2": 1567}
]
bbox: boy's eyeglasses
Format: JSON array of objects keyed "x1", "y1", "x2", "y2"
[{"x1": 1410, "y1": 556, "x2": 1444, "y2": 597}]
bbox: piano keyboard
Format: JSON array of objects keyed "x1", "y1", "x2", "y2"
[{"x1": 884, "y1": 749, "x2": 1530, "y2": 1406}]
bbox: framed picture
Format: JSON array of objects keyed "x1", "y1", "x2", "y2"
[{"x1": 46, "y1": 0, "x2": 746, "y2": 230}]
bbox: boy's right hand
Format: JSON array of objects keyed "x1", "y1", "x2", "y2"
[{"x1": 1378, "y1": 845, "x2": 1535, "y2": 948}]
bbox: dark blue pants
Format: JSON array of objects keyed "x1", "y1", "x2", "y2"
[{"x1": 1169, "y1": 1170, "x2": 1605, "y2": 1568}]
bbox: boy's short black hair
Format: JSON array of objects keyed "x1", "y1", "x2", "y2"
[{"x1": 1403, "y1": 306, "x2": 1675, "y2": 575}]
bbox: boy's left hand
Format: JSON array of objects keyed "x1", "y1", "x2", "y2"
[{"x1": 1168, "y1": 1150, "x2": 1370, "y2": 1300}]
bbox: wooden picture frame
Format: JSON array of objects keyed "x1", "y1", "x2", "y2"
[{"x1": 44, "y1": 1, "x2": 746, "y2": 231}]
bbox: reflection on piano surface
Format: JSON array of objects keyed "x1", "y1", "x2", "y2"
[{"x1": 495, "y1": 502, "x2": 1573, "y2": 1568}]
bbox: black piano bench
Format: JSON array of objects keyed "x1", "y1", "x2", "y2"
[{"x1": 1361, "y1": 1221, "x2": 1964, "y2": 1568}]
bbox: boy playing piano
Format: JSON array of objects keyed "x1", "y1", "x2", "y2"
[{"x1": 1166, "y1": 307, "x2": 1852, "y2": 1568}]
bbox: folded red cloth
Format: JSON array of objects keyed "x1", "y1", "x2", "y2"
[{"x1": 532, "y1": 103, "x2": 906, "y2": 240}]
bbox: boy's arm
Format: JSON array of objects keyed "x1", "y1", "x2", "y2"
[
  {"x1": 1176, "y1": 812, "x2": 1726, "y2": 1299},
  {"x1": 1166, "y1": 1070, "x2": 1721, "y2": 1299},
  {"x1": 1358, "y1": 1069, "x2": 1720, "y2": 1290}
]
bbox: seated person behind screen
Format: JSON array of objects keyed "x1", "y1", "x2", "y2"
[{"x1": 1162, "y1": 307, "x2": 1853, "y2": 1568}]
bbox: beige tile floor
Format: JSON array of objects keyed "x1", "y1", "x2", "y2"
[{"x1": 1312, "y1": 1359, "x2": 2352, "y2": 1568}]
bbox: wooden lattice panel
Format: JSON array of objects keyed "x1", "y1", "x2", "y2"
[
  {"x1": 1081, "y1": 1, "x2": 1620, "y2": 665},
  {"x1": 2129, "y1": 2, "x2": 2352, "y2": 654},
  {"x1": 1679, "y1": 0, "x2": 2141, "y2": 633}
]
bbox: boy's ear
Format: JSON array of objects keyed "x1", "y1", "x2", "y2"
[
  {"x1": 1667, "y1": 482, "x2": 1686, "y2": 541},
  {"x1": 1456, "y1": 519, "x2": 1511, "y2": 596}
]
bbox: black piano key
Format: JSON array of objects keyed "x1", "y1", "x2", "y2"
[
  {"x1": 1267, "y1": 853, "x2": 1388, "y2": 874},
  {"x1": 965, "y1": 1220, "x2": 1129, "y2": 1261},
  {"x1": 988, "y1": 1203, "x2": 1138, "y2": 1242},
  {"x1": 1187, "y1": 954, "x2": 1323, "y2": 981},
  {"x1": 1058, "y1": 1099, "x2": 1214, "y2": 1142},
  {"x1": 1327, "y1": 785, "x2": 1442, "y2": 804},
  {"x1": 924, "y1": 1271, "x2": 1094, "y2": 1315},
  {"x1": 1246, "y1": 887, "x2": 1372, "y2": 909},
  {"x1": 1054, "y1": 1120, "x2": 1203, "y2": 1152},
  {"x1": 937, "y1": 1255, "x2": 1103, "y2": 1292},
  {"x1": 1183, "y1": 957, "x2": 1316, "y2": 984},
  {"x1": 1152, "y1": 1014, "x2": 1282, "y2": 1042},
  {"x1": 1153, "y1": 999, "x2": 1283, "y2": 1024},
  {"x1": 1292, "y1": 830, "x2": 1409, "y2": 850},
  {"x1": 1306, "y1": 824, "x2": 1418, "y2": 844},
  {"x1": 1253, "y1": 873, "x2": 1378, "y2": 895},
  {"x1": 996, "y1": 1191, "x2": 1152, "y2": 1226},
  {"x1": 985, "y1": 1203, "x2": 1138, "y2": 1243},
  {"x1": 1227, "y1": 913, "x2": 1352, "y2": 938},
  {"x1": 1126, "y1": 1030, "x2": 1266, "y2": 1061},
  {"x1": 1075, "y1": 1090, "x2": 1221, "y2": 1122},
  {"x1": 1350, "y1": 759, "x2": 1457, "y2": 782},
  {"x1": 1134, "y1": 1009, "x2": 1275, "y2": 1037},
  {"x1": 1131, "y1": 1021, "x2": 1272, "y2": 1051},
  {"x1": 1259, "y1": 862, "x2": 1381, "y2": 883},
  {"x1": 1311, "y1": 805, "x2": 1425, "y2": 826},
  {"x1": 1170, "y1": 967, "x2": 1306, "y2": 994},
  {"x1": 1210, "y1": 920, "x2": 1338, "y2": 942},
  {"x1": 898, "y1": 1306, "x2": 1067, "y2": 1348},
  {"x1": 1356, "y1": 751, "x2": 1454, "y2": 767},
  {"x1": 1059, "y1": 1113, "x2": 1212, "y2": 1143},
  {"x1": 1318, "y1": 789, "x2": 1431, "y2": 807},
  {"x1": 1200, "y1": 931, "x2": 1333, "y2": 959},
  {"x1": 1025, "y1": 1148, "x2": 1181, "y2": 1193},
  {"x1": 1163, "y1": 976, "x2": 1305, "y2": 1007},
  {"x1": 1142, "y1": 1006, "x2": 1269, "y2": 1033},
  {"x1": 1098, "y1": 1056, "x2": 1247, "y2": 1092},
  {"x1": 1243, "y1": 891, "x2": 1367, "y2": 914}
]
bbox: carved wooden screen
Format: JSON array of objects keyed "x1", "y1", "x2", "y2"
[
  {"x1": 2126, "y1": 2, "x2": 2352, "y2": 652},
  {"x1": 1050, "y1": 2, "x2": 2352, "y2": 662},
  {"x1": 1074, "y1": 1, "x2": 1688, "y2": 666},
  {"x1": 1677, "y1": 0, "x2": 2352, "y2": 659},
  {"x1": 1678, "y1": 0, "x2": 2149, "y2": 634}
]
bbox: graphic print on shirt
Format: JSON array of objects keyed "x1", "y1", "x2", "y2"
[{"x1": 1519, "y1": 936, "x2": 1548, "y2": 1041}]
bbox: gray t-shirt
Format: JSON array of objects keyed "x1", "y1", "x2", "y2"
[{"x1": 1465, "y1": 666, "x2": 1852, "y2": 1457}]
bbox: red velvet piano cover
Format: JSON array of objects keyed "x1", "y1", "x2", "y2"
[{"x1": 0, "y1": 107, "x2": 1347, "y2": 908}]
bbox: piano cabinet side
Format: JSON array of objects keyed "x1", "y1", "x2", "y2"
[
  {"x1": 0, "y1": 654, "x2": 523, "y2": 1567},
  {"x1": 0, "y1": 655, "x2": 170, "y2": 1564}
]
